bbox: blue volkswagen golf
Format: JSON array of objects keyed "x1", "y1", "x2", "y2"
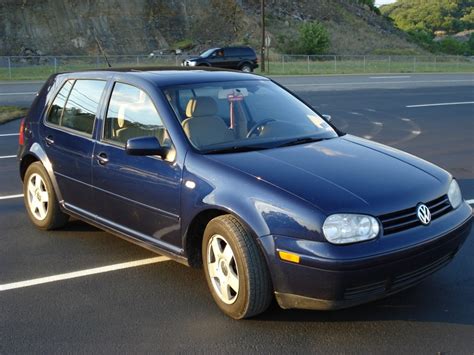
[{"x1": 18, "y1": 68, "x2": 472, "y2": 319}]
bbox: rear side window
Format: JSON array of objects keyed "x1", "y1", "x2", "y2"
[
  {"x1": 224, "y1": 48, "x2": 238, "y2": 56},
  {"x1": 47, "y1": 79, "x2": 106, "y2": 136},
  {"x1": 62, "y1": 80, "x2": 107, "y2": 135},
  {"x1": 224, "y1": 47, "x2": 254, "y2": 57},
  {"x1": 47, "y1": 80, "x2": 73, "y2": 125}
]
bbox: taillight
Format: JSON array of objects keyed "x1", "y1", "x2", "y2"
[{"x1": 19, "y1": 118, "x2": 25, "y2": 146}]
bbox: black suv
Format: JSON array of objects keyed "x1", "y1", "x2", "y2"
[{"x1": 182, "y1": 46, "x2": 258, "y2": 72}]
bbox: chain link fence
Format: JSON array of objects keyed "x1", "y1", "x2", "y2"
[{"x1": 0, "y1": 54, "x2": 472, "y2": 80}]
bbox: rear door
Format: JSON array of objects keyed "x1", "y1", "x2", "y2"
[
  {"x1": 223, "y1": 48, "x2": 241, "y2": 68},
  {"x1": 92, "y1": 82, "x2": 182, "y2": 251},
  {"x1": 40, "y1": 79, "x2": 107, "y2": 211}
]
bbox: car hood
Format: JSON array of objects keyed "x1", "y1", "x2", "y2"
[
  {"x1": 185, "y1": 57, "x2": 201, "y2": 61},
  {"x1": 206, "y1": 135, "x2": 450, "y2": 216}
]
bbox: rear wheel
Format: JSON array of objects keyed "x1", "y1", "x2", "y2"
[
  {"x1": 240, "y1": 64, "x2": 253, "y2": 73},
  {"x1": 202, "y1": 215, "x2": 272, "y2": 319},
  {"x1": 23, "y1": 162, "x2": 69, "y2": 230}
]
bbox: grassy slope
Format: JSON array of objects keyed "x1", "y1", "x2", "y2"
[
  {"x1": 0, "y1": 106, "x2": 27, "y2": 124},
  {"x1": 264, "y1": 0, "x2": 423, "y2": 55}
]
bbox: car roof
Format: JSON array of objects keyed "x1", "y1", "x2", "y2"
[{"x1": 56, "y1": 66, "x2": 266, "y2": 87}]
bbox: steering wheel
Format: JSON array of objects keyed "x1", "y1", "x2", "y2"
[{"x1": 246, "y1": 118, "x2": 276, "y2": 138}]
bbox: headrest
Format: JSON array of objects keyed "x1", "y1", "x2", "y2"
[
  {"x1": 186, "y1": 96, "x2": 218, "y2": 118},
  {"x1": 117, "y1": 105, "x2": 127, "y2": 128}
]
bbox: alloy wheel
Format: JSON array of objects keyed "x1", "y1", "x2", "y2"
[
  {"x1": 206, "y1": 234, "x2": 240, "y2": 304},
  {"x1": 27, "y1": 173, "x2": 49, "y2": 221}
]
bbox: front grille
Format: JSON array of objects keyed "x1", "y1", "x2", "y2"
[
  {"x1": 343, "y1": 252, "x2": 455, "y2": 300},
  {"x1": 378, "y1": 195, "x2": 452, "y2": 235},
  {"x1": 391, "y1": 252, "x2": 454, "y2": 289},
  {"x1": 344, "y1": 280, "x2": 386, "y2": 300}
]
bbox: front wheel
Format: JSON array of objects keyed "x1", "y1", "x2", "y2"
[
  {"x1": 202, "y1": 215, "x2": 273, "y2": 319},
  {"x1": 23, "y1": 162, "x2": 69, "y2": 230}
]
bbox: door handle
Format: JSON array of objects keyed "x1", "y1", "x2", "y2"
[
  {"x1": 96, "y1": 153, "x2": 109, "y2": 165},
  {"x1": 44, "y1": 136, "x2": 54, "y2": 145}
]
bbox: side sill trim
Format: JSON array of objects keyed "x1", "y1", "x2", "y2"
[{"x1": 62, "y1": 203, "x2": 188, "y2": 266}]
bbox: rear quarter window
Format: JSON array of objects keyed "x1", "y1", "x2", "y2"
[
  {"x1": 243, "y1": 48, "x2": 256, "y2": 56},
  {"x1": 47, "y1": 80, "x2": 74, "y2": 125}
]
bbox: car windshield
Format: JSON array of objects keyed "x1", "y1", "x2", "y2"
[
  {"x1": 199, "y1": 48, "x2": 218, "y2": 58},
  {"x1": 162, "y1": 80, "x2": 338, "y2": 153}
]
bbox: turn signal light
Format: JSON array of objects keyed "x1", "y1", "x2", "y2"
[{"x1": 278, "y1": 250, "x2": 300, "y2": 264}]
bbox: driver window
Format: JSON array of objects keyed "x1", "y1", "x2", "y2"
[{"x1": 104, "y1": 83, "x2": 172, "y2": 152}]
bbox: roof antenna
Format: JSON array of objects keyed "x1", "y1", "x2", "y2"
[{"x1": 94, "y1": 36, "x2": 112, "y2": 68}]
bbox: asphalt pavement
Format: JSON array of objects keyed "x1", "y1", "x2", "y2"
[{"x1": 0, "y1": 73, "x2": 473, "y2": 353}]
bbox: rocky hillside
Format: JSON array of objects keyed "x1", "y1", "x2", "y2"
[{"x1": 0, "y1": 0, "x2": 421, "y2": 56}]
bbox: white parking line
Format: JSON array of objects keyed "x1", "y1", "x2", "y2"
[
  {"x1": 0, "y1": 194, "x2": 23, "y2": 200},
  {"x1": 0, "y1": 133, "x2": 19, "y2": 137},
  {"x1": 0, "y1": 155, "x2": 16, "y2": 159},
  {"x1": 0, "y1": 92, "x2": 36, "y2": 96},
  {"x1": 0, "y1": 256, "x2": 170, "y2": 291},
  {"x1": 406, "y1": 101, "x2": 474, "y2": 108}
]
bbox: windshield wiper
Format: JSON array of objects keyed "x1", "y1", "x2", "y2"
[
  {"x1": 203, "y1": 145, "x2": 269, "y2": 154},
  {"x1": 276, "y1": 136, "x2": 331, "y2": 148}
]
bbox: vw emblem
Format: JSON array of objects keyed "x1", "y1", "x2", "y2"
[{"x1": 417, "y1": 204, "x2": 431, "y2": 225}]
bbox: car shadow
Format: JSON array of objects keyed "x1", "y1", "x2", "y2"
[
  {"x1": 255, "y1": 277, "x2": 474, "y2": 326},
  {"x1": 60, "y1": 219, "x2": 101, "y2": 233}
]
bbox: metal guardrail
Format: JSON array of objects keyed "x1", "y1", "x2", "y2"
[{"x1": 0, "y1": 54, "x2": 472, "y2": 80}]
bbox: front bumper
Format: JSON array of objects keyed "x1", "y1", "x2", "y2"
[{"x1": 259, "y1": 202, "x2": 473, "y2": 310}]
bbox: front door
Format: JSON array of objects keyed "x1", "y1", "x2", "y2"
[
  {"x1": 208, "y1": 49, "x2": 228, "y2": 68},
  {"x1": 92, "y1": 82, "x2": 182, "y2": 251}
]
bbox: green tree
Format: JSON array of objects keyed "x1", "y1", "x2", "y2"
[
  {"x1": 381, "y1": 0, "x2": 474, "y2": 34},
  {"x1": 356, "y1": 0, "x2": 381, "y2": 14},
  {"x1": 468, "y1": 33, "x2": 474, "y2": 54},
  {"x1": 437, "y1": 37, "x2": 469, "y2": 55},
  {"x1": 297, "y1": 21, "x2": 330, "y2": 55}
]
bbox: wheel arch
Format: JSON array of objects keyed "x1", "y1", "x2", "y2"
[
  {"x1": 20, "y1": 154, "x2": 39, "y2": 181},
  {"x1": 183, "y1": 206, "x2": 264, "y2": 268},
  {"x1": 239, "y1": 61, "x2": 253, "y2": 70},
  {"x1": 20, "y1": 143, "x2": 63, "y2": 203}
]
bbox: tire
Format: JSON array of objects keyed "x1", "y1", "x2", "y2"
[
  {"x1": 23, "y1": 162, "x2": 69, "y2": 230},
  {"x1": 240, "y1": 64, "x2": 253, "y2": 73},
  {"x1": 202, "y1": 215, "x2": 272, "y2": 319}
]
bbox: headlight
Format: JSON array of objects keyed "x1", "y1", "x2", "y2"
[
  {"x1": 323, "y1": 214, "x2": 380, "y2": 245},
  {"x1": 188, "y1": 61, "x2": 197, "y2": 66},
  {"x1": 448, "y1": 179, "x2": 462, "y2": 209}
]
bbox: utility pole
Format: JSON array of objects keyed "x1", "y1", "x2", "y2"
[{"x1": 261, "y1": 0, "x2": 265, "y2": 72}]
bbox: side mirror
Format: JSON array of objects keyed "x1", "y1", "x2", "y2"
[
  {"x1": 125, "y1": 136, "x2": 168, "y2": 158},
  {"x1": 322, "y1": 114, "x2": 332, "y2": 122}
]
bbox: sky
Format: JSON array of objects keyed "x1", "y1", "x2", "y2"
[{"x1": 375, "y1": 0, "x2": 396, "y2": 6}]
